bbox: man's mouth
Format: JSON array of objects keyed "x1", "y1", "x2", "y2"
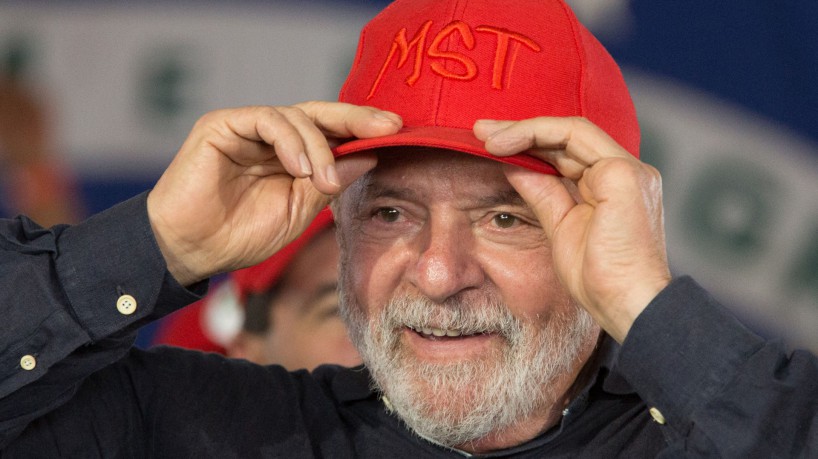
[
  {"x1": 399, "y1": 325, "x2": 501, "y2": 360},
  {"x1": 407, "y1": 325, "x2": 493, "y2": 339}
]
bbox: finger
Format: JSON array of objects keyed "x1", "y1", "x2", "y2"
[
  {"x1": 334, "y1": 152, "x2": 378, "y2": 192},
  {"x1": 286, "y1": 153, "x2": 379, "y2": 230},
  {"x1": 276, "y1": 105, "x2": 341, "y2": 193},
  {"x1": 296, "y1": 101, "x2": 402, "y2": 141},
  {"x1": 278, "y1": 105, "x2": 366, "y2": 195},
  {"x1": 290, "y1": 176, "x2": 336, "y2": 228},
  {"x1": 293, "y1": 102, "x2": 401, "y2": 194},
  {"x1": 279, "y1": 152, "x2": 377, "y2": 227},
  {"x1": 475, "y1": 118, "x2": 588, "y2": 178},
  {"x1": 502, "y1": 164, "x2": 577, "y2": 242},
  {"x1": 213, "y1": 106, "x2": 311, "y2": 179},
  {"x1": 475, "y1": 117, "x2": 633, "y2": 179}
]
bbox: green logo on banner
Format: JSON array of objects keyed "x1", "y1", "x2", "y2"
[
  {"x1": 682, "y1": 157, "x2": 780, "y2": 266},
  {"x1": 1, "y1": 34, "x2": 35, "y2": 80},
  {"x1": 136, "y1": 45, "x2": 199, "y2": 132}
]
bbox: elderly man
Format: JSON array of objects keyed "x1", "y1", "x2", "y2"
[{"x1": 1, "y1": 0, "x2": 816, "y2": 456}]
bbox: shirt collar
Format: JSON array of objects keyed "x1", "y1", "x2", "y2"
[
  {"x1": 325, "y1": 334, "x2": 637, "y2": 457},
  {"x1": 596, "y1": 333, "x2": 637, "y2": 395},
  {"x1": 327, "y1": 364, "x2": 375, "y2": 403},
  {"x1": 329, "y1": 333, "x2": 635, "y2": 403}
]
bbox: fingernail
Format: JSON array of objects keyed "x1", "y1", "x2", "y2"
[
  {"x1": 475, "y1": 119, "x2": 500, "y2": 125},
  {"x1": 373, "y1": 111, "x2": 402, "y2": 125},
  {"x1": 299, "y1": 153, "x2": 312, "y2": 175},
  {"x1": 326, "y1": 164, "x2": 340, "y2": 187},
  {"x1": 475, "y1": 119, "x2": 504, "y2": 139}
]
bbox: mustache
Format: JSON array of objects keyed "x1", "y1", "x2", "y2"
[{"x1": 379, "y1": 294, "x2": 523, "y2": 341}]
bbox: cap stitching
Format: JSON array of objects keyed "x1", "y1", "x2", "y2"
[
  {"x1": 433, "y1": 0, "x2": 468, "y2": 128},
  {"x1": 558, "y1": 0, "x2": 587, "y2": 119}
]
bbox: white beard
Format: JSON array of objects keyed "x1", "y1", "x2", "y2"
[{"x1": 339, "y1": 284, "x2": 598, "y2": 448}]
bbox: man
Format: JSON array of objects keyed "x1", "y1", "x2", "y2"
[
  {"x1": 1, "y1": 0, "x2": 815, "y2": 456},
  {"x1": 154, "y1": 210, "x2": 362, "y2": 370}
]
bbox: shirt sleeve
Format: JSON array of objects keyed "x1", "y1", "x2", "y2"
[
  {"x1": 0, "y1": 191, "x2": 205, "y2": 448},
  {"x1": 617, "y1": 276, "x2": 818, "y2": 457}
]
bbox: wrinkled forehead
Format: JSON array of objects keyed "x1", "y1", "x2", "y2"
[{"x1": 338, "y1": 147, "x2": 525, "y2": 216}]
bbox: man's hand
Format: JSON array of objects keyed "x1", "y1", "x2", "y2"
[
  {"x1": 474, "y1": 117, "x2": 671, "y2": 342},
  {"x1": 148, "y1": 102, "x2": 401, "y2": 286}
]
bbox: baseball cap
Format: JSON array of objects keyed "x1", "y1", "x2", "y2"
[{"x1": 334, "y1": 0, "x2": 639, "y2": 174}]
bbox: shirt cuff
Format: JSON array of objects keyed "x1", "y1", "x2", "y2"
[
  {"x1": 617, "y1": 276, "x2": 766, "y2": 427},
  {"x1": 56, "y1": 191, "x2": 204, "y2": 342}
]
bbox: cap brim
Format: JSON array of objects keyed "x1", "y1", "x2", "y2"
[{"x1": 332, "y1": 126, "x2": 558, "y2": 175}]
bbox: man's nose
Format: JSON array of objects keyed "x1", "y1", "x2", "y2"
[{"x1": 408, "y1": 218, "x2": 485, "y2": 303}]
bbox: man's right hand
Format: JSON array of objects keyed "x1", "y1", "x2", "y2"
[{"x1": 147, "y1": 102, "x2": 402, "y2": 286}]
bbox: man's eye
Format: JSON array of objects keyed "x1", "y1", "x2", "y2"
[
  {"x1": 375, "y1": 207, "x2": 400, "y2": 223},
  {"x1": 492, "y1": 213, "x2": 517, "y2": 228}
]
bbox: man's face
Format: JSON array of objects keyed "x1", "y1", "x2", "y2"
[{"x1": 334, "y1": 149, "x2": 599, "y2": 452}]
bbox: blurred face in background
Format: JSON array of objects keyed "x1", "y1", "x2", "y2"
[{"x1": 227, "y1": 228, "x2": 362, "y2": 370}]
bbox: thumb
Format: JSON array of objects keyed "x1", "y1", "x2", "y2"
[
  {"x1": 295, "y1": 152, "x2": 377, "y2": 223},
  {"x1": 334, "y1": 152, "x2": 378, "y2": 192},
  {"x1": 502, "y1": 165, "x2": 575, "y2": 241}
]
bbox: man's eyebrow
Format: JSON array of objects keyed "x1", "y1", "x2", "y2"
[
  {"x1": 362, "y1": 182, "x2": 526, "y2": 208},
  {"x1": 473, "y1": 189, "x2": 528, "y2": 208},
  {"x1": 361, "y1": 181, "x2": 419, "y2": 202}
]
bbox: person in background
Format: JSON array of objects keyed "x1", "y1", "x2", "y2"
[{"x1": 153, "y1": 208, "x2": 361, "y2": 370}]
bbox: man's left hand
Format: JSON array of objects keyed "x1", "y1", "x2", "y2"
[{"x1": 475, "y1": 117, "x2": 671, "y2": 342}]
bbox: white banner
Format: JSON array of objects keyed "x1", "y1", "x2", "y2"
[{"x1": 0, "y1": 2, "x2": 378, "y2": 175}]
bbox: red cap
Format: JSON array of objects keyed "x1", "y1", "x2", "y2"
[{"x1": 334, "y1": 0, "x2": 639, "y2": 173}]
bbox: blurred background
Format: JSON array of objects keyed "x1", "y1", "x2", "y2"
[{"x1": 1, "y1": 0, "x2": 816, "y2": 352}]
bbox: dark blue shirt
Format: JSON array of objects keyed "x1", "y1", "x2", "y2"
[{"x1": 1, "y1": 193, "x2": 816, "y2": 457}]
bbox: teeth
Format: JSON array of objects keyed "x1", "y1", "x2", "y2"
[{"x1": 412, "y1": 326, "x2": 465, "y2": 337}]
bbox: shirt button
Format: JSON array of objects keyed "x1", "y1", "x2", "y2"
[
  {"x1": 649, "y1": 407, "x2": 666, "y2": 425},
  {"x1": 20, "y1": 355, "x2": 36, "y2": 371},
  {"x1": 116, "y1": 294, "x2": 137, "y2": 315}
]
